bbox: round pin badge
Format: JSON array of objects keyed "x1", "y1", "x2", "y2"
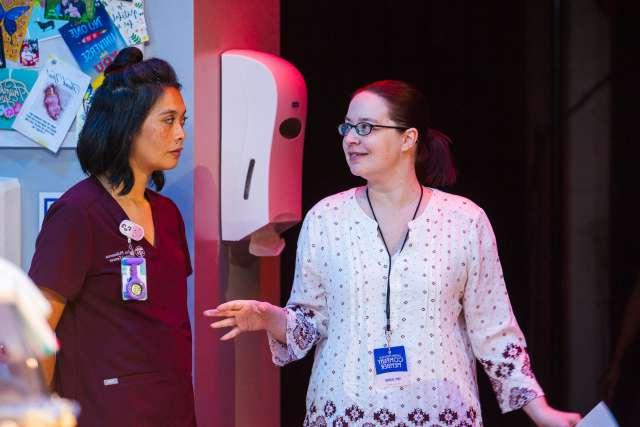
[
  {"x1": 130, "y1": 223, "x2": 145, "y2": 241},
  {"x1": 119, "y1": 220, "x2": 134, "y2": 237}
]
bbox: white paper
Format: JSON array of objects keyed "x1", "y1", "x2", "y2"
[
  {"x1": 577, "y1": 401, "x2": 619, "y2": 427},
  {"x1": 103, "y1": 0, "x2": 149, "y2": 46},
  {"x1": 11, "y1": 57, "x2": 90, "y2": 153}
]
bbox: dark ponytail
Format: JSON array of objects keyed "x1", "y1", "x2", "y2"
[{"x1": 353, "y1": 80, "x2": 457, "y2": 187}]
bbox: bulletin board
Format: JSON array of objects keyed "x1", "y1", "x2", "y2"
[{"x1": 0, "y1": 0, "x2": 149, "y2": 152}]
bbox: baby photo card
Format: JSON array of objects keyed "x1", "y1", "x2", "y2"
[
  {"x1": 11, "y1": 57, "x2": 90, "y2": 153},
  {"x1": 19, "y1": 38, "x2": 39, "y2": 66}
]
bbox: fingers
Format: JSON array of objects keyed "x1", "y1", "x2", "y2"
[
  {"x1": 203, "y1": 308, "x2": 237, "y2": 318},
  {"x1": 203, "y1": 300, "x2": 252, "y2": 317},
  {"x1": 221, "y1": 327, "x2": 243, "y2": 341},
  {"x1": 215, "y1": 300, "x2": 247, "y2": 312},
  {"x1": 565, "y1": 412, "x2": 581, "y2": 427},
  {"x1": 207, "y1": 316, "x2": 243, "y2": 341},
  {"x1": 209, "y1": 318, "x2": 235, "y2": 329}
]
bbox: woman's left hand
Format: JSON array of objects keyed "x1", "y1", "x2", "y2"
[{"x1": 523, "y1": 396, "x2": 581, "y2": 427}]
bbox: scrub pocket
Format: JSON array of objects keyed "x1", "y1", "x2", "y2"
[{"x1": 96, "y1": 372, "x2": 196, "y2": 427}]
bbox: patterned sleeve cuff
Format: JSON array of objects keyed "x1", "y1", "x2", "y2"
[
  {"x1": 479, "y1": 345, "x2": 545, "y2": 413},
  {"x1": 267, "y1": 306, "x2": 320, "y2": 366},
  {"x1": 503, "y1": 387, "x2": 544, "y2": 413}
]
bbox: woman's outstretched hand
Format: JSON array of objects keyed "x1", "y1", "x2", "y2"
[
  {"x1": 204, "y1": 300, "x2": 287, "y2": 342},
  {"x1": 523, "y1": 396, "x2": 582, "y2": 427}
]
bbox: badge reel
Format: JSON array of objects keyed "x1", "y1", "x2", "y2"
[{"x1": 119, "y1": 220, "x2": 147, "y2": 301}]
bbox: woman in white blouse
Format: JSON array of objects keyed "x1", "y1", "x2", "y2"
[{"x1": 205, "y1": 80, "x2": 581, "y2": 427}]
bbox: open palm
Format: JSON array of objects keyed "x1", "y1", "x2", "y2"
[{"x1": 204, "y1": 300, "x2": 271, "y2": 340}]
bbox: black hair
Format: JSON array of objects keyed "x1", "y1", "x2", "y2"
[
  {"x1": 353, "y1": 80, "x2": 457, "y2": 187},
  {"x1": 76, "y1": 47, "x2": 182, "y2": 195}
]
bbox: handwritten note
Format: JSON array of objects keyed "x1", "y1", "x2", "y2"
[{"x1": 103, "y1": 0, "x2": 148, "y2": 46}]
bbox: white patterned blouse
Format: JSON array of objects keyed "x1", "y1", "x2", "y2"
[{"x1": 268, "y1": 187, "x2": 544, "y2": 427}]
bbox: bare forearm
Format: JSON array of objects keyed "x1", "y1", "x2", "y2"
[
  {"x1": 523, "y1": 395, "x2": 581, "y2": 426},
  {"x1": 264, "y1": 303, "x2": 288, "y2": 343},
  {"x1": 523, "y1": 395, "x2": 548, "y2": 420},
  {"x1": 38, "y1": 287, "x2": 66, "y2": 391}
]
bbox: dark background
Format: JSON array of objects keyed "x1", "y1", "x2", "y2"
[{"x1": 278, "y1": 1, "x2": 639, "y2": 425}]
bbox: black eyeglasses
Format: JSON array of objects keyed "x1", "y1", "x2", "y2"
[{"x1": 337, "y1": 122, "x2": 408, "y2": 136}]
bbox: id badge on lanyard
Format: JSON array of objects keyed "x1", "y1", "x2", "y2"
[
  {"x1": 373, "y1": 345, "x2": 410, "y2": 388},
  {"x1": 119, "y1": 220, "x2": 148, "y2": 301},
  {"x1": 366, "y1": 186, "x2": 422, "y2": 389}
]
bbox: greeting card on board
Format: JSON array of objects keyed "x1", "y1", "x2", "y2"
[
  {"x1": 59, "y1": 3, "x2": 126, "y2": 78},
  {"x1": 27, "y1": 2, "x2": 67, "y2": 41},
  {"x1": 0, "y1": 0, "x2": 33, "y2": 62},
  {"x1": 19, "y1": 38, "x2": 39, "y2": 66},
  {"x1": 11, "y1": 57, "x2": 90, "y2": 153},
  {"x1": 75, "y1": 73, "x2": 101, "y2": 136},
  {"x1": 103, "y1": 0, "x2": 148, "y2": 46},
  {"x1": 44, "y1": 0, "x2": 95, "y2": 23},
  {"x1": 0, "y1": 68, "x2": 38, "y2": 129}
]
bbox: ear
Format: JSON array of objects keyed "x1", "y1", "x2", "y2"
[{"x1": 400, "y1": 127, "x2": 419, "y2": 152}]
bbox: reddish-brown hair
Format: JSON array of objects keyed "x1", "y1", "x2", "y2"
[{"x1": 353, "y1": 80, "x2": 457, "y2": 186}]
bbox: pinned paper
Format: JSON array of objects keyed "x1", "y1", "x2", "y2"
[
  {"x1": 0, "y1": 68, "x2": 38, "y2": 129},
  {"x1": 0, "y1": 0, "x2": 33, "y2": 63},
  {"x1": 27, "y1": 2, "x2": 67, "y2": 41},
  {"x1": 59, "y1": 2, "x2": 126, "y2": 79},
  {"x1": 44, "y1": 0, "x2": 95, "y2": 23},
  {"x1": 103, "y1": 0, "x2": 148, "y2": 46},
  {"x1": 75, "y1": 73, "x2": 101, "y2": 134},
  {"x1": 11, "y1": 56, "x2": 90, "y2": 153},
  {"x1": 19, "y1": 38, "x2": 39, "y2": 66}
]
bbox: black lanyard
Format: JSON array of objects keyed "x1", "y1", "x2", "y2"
[{"x1": 365, "y1": 185, "x2": 424, "y2": 347}]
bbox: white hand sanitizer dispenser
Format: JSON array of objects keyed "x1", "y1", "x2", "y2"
[
  {"x1": 221, "y1": 49, "x2": 307, "y2": 256},
  {"x1": 0, "y1": 177, "x2": 21, "y2": 267}
]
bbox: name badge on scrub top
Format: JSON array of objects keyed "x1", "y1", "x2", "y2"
[
  {"x1": 119, "y1": 220, "x2": 147, "y2": 301},
  {"x1": 121, "y1": 257, "x2": 148, "y2": 301},
  {"x1": 373, "y1": 345, "x2": 410, "y2": 388}
]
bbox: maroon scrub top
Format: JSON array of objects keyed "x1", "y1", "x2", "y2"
[{"x1": 29, "y1": 177, "x2": 195, "y2": 427}]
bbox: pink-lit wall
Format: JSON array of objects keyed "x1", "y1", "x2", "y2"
[{"x1": 194, "y1": 1, "x2": 280, "y2": 426}]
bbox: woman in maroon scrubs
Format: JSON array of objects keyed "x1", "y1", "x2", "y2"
[{"x1": 29, "y1": 47, "x2": 195, "y2": 426}]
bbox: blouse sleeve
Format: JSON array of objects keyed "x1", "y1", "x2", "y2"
[
  {"x1": 267, "y1": 209, "x2": 329, "y2": 366},
  {"x1": 463, "y1": 209, "x2": 544, "y2": 413}
]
